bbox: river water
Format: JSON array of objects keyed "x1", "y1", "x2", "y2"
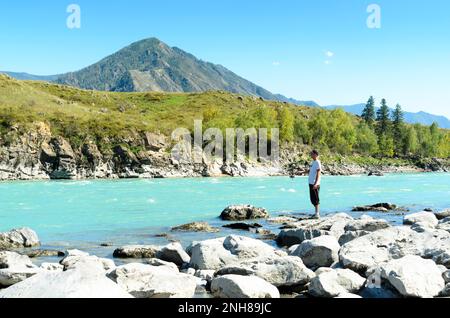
[{"x1": 1, "y1": 173, "x2": 449, "y2": 259}]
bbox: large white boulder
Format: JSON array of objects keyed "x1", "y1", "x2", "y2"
[
  {"x1": 379, "y1": 255, "x2": 445, "y2": 298},
  {"x1": 156, "y1": 242, "x2": 190, "y2": 266},
  {"x1": 404, "y1": 212, "x2": 439, "y2": 229},
  {"x1": 344, "y1": 215, "x2": 390, "y2": 232},
  {"x1": 211, "y1": 275, "x2": 280, "y2": 298},
  {"x1": 339, "y1": 226, "x2": 450, "y2": 272},
  {"x1": 277, "y1": 213, "x2": 353, "y2": 247},
  {"x1": 308, "y1": 269, "x2": 366, "y2": 298},
  {"x1": 108, "y1": 263, "x2": 197, "y2": 298},
  {"x1": 0, "y1": 267, "x2": 133, "y2": 298},
  {"x1": 215, "y1": 255, "x2": 315, "y2": 287},
  {"x1": 189, "y1": 235, "x2": 279, "y2": 270},
  {"x1": 0, "y1": 228, "x2": 40, "y2": 249},
  {"x1": 60, "y1": 251, "x2": 115, "y2": 272},
  {"x1": 289, "y1": 235, "x2": 340, "y2": 270},
  {"x1": 0, "y1": 251, "x2": 40, "y2": 287}
]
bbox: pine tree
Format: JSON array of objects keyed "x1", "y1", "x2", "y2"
[
  {"x1": 392, "y1": 104, "x2": 405, "y2": 155},
  {"x1": 361, "y1": 96, "x2": 376, "y2": 127},
  {"x1": 376, "y1": 98, "x2": 391, "y2": 137}
]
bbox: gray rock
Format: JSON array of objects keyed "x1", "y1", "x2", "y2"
[
  {"x1": 23, "y1": 249, "x2": 65, "y2": 258},
  {"x1": 39, "y1": 263, "x2": 64, "y2": 271},
  {"x1": 171, "y1": 222, "x2": 219, "y2": 233},
  {"x1": 435, "y1": 209, "x2": 450, "y2": 221},
  {"x1": 308, "y1": 269, "x2": 366, "y2": 298},
  {"x1": 352, "y1": 203, "x2": 397, "y2": 212},
  {"x1": 108, "y1": 263, "x2": 197, "y2": 298},
  {"x1": 290, "y1": 235, "x2": 340, "y2": 270},
  {"x1": 146, "y1": 258, "x2": 179, "y2": 272},
  {"x1": 339, "y1": 226, "x2": 450, "y2": 273},
  {"x1": 335, "y1": 293, "x2": 363, "y2": 298},
  {"x1": 220, "y1": 205, "x2": 269, "y2": 221},
  {"x1": 0, "y1": 251, "x2": 35, "y2": 269},
  {"x1": 215, "y1": 255, "x2": 315, "y2": 288},
  {"x1": 277, "y1": 213, "x2": 353, "y2": 247},
  {"x1": 442, "y1": 270, "x2": 450, "y2": 283},
  {"x1": 0, "y1": 267, "x2": 42, "y2": 287},
  {"x1": 379, "y1": 255, "x2": 445, "y2": 297},
  {"x1": 113, "y1": 245, "x2": 161, "y2": 259},
  {"x1": 156, "y1": 242, "x2": 190, "y2": 266},
  {"x1": 0, "y1": 266, "x2": 132, "y2": 298},
  {"x1": 344, "y1": 216, "x2": 390, "y2": 232},
  {"x1": 338, "y1": 230, "x2": 371, "y2": 245},
  {"x1": 0, "y1": 251, "x2": 42, "y2": 287},
  {"x1": 0, "y1": 228, "x2": 40, "y2": 249},
  {"x1": 195, "y1": 269, "x2": 216, "y2": 282},
  {"x1": 189, "y1": 235, "x2": 278, "y2": 270},
  {"x1": 440, "y1": 284, "x2": 450, "y2": 297},
  {"x1": 211, "y1": 274, "x2": 280, "y2": 298},
  {"x1": 60, "y1": 251, "x2": 115, "y2": 271},
  {"x1": 404, "y1": 211, "x2": 439, "y2": 229}
]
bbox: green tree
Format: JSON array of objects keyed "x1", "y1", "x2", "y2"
[
  {"x1": 402, "y1": 126, "x2": 418, "y2": 155},
  {"x1": 308, "y1": 110, "x2": 329, "y2": 149},
  {"x1": 279, "y1": 107, "x2": 295, "y2": 143},
  {"x1": 327, "y1": 109, "x2": 356, "y2": 154},
  {"x1": 355, "y1": 122, "x2": 379, "y2": 155},
  {"x1": 378, "y1": 134, "x2": 395, "y2": 157},
  {"x1": 392, "y1": 104, "x2": 405, "y2": 155},
  {"x1": 361, "y1": 96, "x2": 376, "y2": 127},
  {"x1": 294, "y1": 117, "x2": 312, "y2": 144},
  {"x1": 376, "y1": 99, "x2": 391, "y2": 137}
]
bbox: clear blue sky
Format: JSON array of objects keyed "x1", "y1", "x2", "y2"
[{"x1": 1, "y1": 0, "x2": 449, "y2": 117}]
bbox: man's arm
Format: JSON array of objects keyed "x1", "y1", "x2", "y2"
[{"x1": 313, "y1": 169, "x2": 321, "y2": 189}]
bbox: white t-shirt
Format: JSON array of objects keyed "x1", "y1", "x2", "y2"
[{"x1": 308, "y1": 159, "x2": 322, "y2": 185}]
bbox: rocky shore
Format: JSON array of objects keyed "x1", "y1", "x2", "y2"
[
  {"x1": 0, "y1": 123, "x2": 448, "y2": 181},
  {"x1": 1, "y1": 205, "x2": 449, "y2": 298}
]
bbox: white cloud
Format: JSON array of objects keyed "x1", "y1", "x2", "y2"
[
  {"x1": 325, "y1": 51, "x2": 334, "y2": 58},
  {"x1": 324, "y1": 60, "x2": 332, "y2": 65},
  {"x1": 272, "y1": 61, "x2": 281, "y2": 66}
]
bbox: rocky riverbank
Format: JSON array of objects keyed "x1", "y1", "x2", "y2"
[
  {"x1": 0, "y1": 123, "x2": 448, "y2": 181},
  {"x1": 1, "y1": 205, "x2": 449, "y2": 298}
]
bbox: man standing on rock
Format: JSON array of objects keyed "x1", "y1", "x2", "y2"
[{"x1": 308, "y1": 150, "x2": 322, "y2": 219}]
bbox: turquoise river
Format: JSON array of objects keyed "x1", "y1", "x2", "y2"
[{"x1": 1, "y1": 173, "x2": 449, "y2": 259}]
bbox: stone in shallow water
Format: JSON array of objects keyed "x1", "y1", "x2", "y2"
[
  {"x1": 220, "y1": 205, "x2": 269, "y2": 221},
  {"x1": 0, "y1": 228, "x2": 40, "y2": 249},
  {"x1": 171, "y1": 222, "x2": 219, "y2": 233},
  {"x1": 113, "y1": 245, "x2": 161, "y2": 259},
  {"x1": 351, "y1": 203, "x2": 397, "y2": 212},
  {"x1": 23, "y1": 249, "x2": 65, "y2": 258},
  {"x1": 211, "y1": 274, "x2": 280, "y2": 298}
]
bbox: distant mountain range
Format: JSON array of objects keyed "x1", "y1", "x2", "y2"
[
  {"x1": 323, "y1": 104, "x2": 450, "y2": 129},
  {"x1": 1, "y1": 37, "x2": 448, "y2": 128}
]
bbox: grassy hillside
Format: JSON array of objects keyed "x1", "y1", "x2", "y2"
[
  {"x1": 0, "y1": 74, "x2": 448, "y2": 161},
  {"x1": 0, "y1": 74, "x2": 314, "y2": 146}
]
